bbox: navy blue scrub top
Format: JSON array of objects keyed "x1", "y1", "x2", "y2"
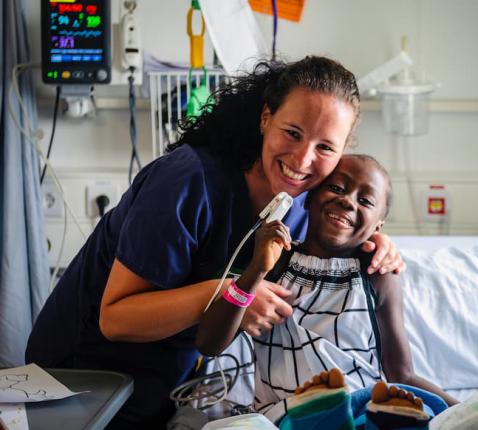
[{"x1": 26, "y1": 144, "x2": 309, "y2": 422}]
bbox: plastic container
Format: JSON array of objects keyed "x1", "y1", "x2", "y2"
[{"x1": 379, "y1": 82, "x2": 435, "y2": 136}]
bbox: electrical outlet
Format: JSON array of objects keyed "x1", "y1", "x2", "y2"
[
  {"x1": 43, "y1": 182, "x2": 65, "y2": 218},
  {"x1": 86, "y1": 182, "x2": 120, "y2": 217}
]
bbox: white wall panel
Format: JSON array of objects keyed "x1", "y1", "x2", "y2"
[{"x1": 26, "y1": 0, "x2": 478, "y2": 268}]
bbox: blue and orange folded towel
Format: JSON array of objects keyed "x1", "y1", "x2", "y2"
[{"x1": 279, "y1": 369, "x2": 448, "y2": 430}]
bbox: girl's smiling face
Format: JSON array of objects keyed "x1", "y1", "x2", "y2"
[
  {"x1": 303, "y1": 156, "x2": 389, "y2": 257},
  {"x1": 257, "y1": 87, "x2": 356, "y2": 199}
]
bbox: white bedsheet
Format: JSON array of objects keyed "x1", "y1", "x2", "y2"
[
  {"x1": 445, "y1": 388, "x2": 478, "y2": 403},
  {"x1": 397, "y1": 237, "x2": 478, "y2": 398},
  {"x1": 392, "y1": 236, "x2": 478, "y2": 253}
]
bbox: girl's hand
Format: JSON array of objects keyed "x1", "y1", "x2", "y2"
[
  {"x1": 240, "y1": 280, "x2": 293, "y2": 337},
  {"x1": 362, "y1": 232, "x2": 406, "y2": 275},
  {"x1": 251, "y1": 221, "x2": 292, "y2": 273}
]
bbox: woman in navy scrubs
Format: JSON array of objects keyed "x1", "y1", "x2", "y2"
[{"x1": 26, "y1": 56, "x2": 404, "y2": 429}]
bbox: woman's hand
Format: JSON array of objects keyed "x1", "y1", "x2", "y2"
[
  {"x1": 362, "y1": 232, "x2": 406, "y2": 275},
  {"x1": 251, "y1": 220, "x2": 292, "y2": 273},
  {"x1": 240, "y1": 280, "x2": 293, "y2": 337}
]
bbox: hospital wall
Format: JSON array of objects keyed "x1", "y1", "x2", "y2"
[{"x1": 25, "y1": 0, "x2": 478, "y2": 267}]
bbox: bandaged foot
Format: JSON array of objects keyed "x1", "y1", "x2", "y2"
[
  {"x1": 366, "y1": 381, "x2": 430, "y2": 429},
  {"x1": 279, "y1": 369, "x2": 353, "y2": 430}
]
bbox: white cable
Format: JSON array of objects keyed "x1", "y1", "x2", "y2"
[
  {"x1": 194, "y1": 195, "x2": 290, "y2": 407},
  {"x1": 203, "y1": 192, "x2": 294, "y2": 311},
  {"x1": 204, "y1": 225, "x2": 258, "y2": 312},
  {"x1": 169, "y1": 333, "x2": 255, "y2": 409},
  {"x1": 169, "y1": 361, "x2": 253, "y2": 409},
  {"x1": 8, "y1": 64, "x2": 37, "y2": 137},
  {"x1": 8, "y1": 63, "x2": 86, "y2": 239},
  {"x1": 199, "y1": 196, "x2": 293, "y2": 407},
  {"x1": 200, "y1": 220, "x2": 260, "y2": 407},
  {"x1": 8, "y1": 63, "x2": 88, "y2": 292},
  {"x1": 203, "y1": 356, "x2": 229, "y2": 406}
]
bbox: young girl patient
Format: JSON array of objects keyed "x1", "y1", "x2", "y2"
[{"x1": 196, "y1": 154, "x2": 457, "y2": 424}]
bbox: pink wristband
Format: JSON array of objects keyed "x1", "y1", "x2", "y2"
[{"x1": 222, "y1": 280, "x2": 256, "y2": 308}]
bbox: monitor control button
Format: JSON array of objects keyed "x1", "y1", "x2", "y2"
[{"x1": 96, "y1": 69, "x2": 108, "y2": 81}]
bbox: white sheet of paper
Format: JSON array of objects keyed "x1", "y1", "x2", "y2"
[
  {"x1": 199, "y1": 0, "x2": 269, "y2": 76},
  {"x1": 0, "y1": 403, "x2": 29, "y2": 430},
  {"x1": 0, "y1": 363, "x2": 87, "y2": 403}
]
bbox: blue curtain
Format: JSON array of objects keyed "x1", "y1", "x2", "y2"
[{"x1": 0, "y1": 0, "x2": 50, "y2": 366}]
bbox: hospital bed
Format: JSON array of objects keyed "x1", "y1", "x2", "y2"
[
  {"x1": 394, "y1": 235, "x2": 478, "y2": 403},
  {"x1": 194, "y1": 235, "x2": 478, "y2": 418}
]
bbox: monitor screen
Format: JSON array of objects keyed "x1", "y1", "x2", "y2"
[{"x1": 41, "y1": 0, "x2": 111, "y2": 84}]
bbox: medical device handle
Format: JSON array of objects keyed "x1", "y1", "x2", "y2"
[{"x1": 204, "y1": 192, "x2": 292, "y2": 312}]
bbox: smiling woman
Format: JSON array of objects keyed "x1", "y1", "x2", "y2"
[
  {"x1": 250, "y1": 88, "x2": 355, "y2": 203},
  {"x1": 172, "y1": 56, "x2": 362, "y2": 215},
  {"x1": 26, "y1": 56, "x2": 404, "y2": 429}
]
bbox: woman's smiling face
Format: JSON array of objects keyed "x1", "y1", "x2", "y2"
[{"x1": 259, "y1": 86, "x2": 356, "y2": 198}]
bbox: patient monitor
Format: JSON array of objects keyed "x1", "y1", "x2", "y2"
[{"x1": 41, "y1": 0, "x2": 111, "y2": 84}]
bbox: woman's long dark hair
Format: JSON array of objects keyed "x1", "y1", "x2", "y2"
[{"x1": 168, "y1": 56, "x2": 360, "y2": 171}]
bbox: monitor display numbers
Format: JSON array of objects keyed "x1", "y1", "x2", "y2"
[
  {"x1": 48, "y1": 0, "x2": 104, "y2": 64},
  {"x1": 42, "y1": 0, "x2": 110, "y2": 84},
  {"x1": 52, "y1": 36, "x2": 74, "y2": 49}
]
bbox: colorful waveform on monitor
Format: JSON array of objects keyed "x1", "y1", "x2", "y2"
[{"x1": 57, "y1": 30, "x2": 101, "y2": 38}]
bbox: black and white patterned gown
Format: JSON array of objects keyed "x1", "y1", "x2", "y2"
[{"x1": 253, "y1": 252, "x2": 383, "y2": 420}]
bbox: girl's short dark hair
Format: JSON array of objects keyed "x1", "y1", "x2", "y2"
[{"x1": 168, "y1": 56, "x2": 360, "y2": 171}]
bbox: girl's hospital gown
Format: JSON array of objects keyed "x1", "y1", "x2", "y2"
[{"x1": 25, "y1": 144, "x2": 308, "y2": 425}]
